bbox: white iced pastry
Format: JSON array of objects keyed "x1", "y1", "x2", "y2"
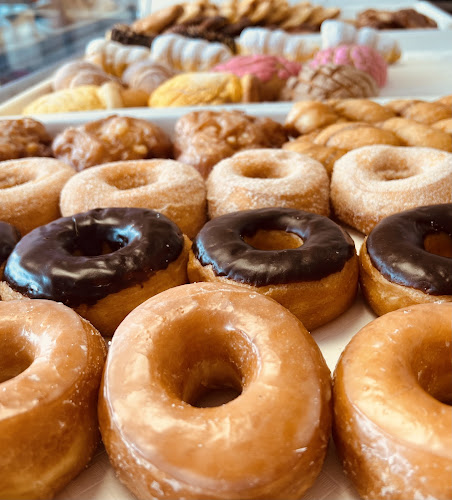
[
  {"x1": 150, "y1": 33, "x2": 232, "y2": 72},
  {"x1": 237, "y1": 27, "x2": 319, "y2": 63},
  {"x1": 320, "y1": 20, "x2": 401, "y2": 64},
  {"x1": 85, "y1": 38, "x2": 151, "y2": 77}
]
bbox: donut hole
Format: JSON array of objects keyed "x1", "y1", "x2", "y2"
[
  {"x1": 68, "y1": 226, "x2": 132, "y2": 256},
  {"x1": 424, "y1": 232, "x2": 452, "y2": 258},
  {"x1": 412, "y1": 340, "x2": 452, "y2": 405},
  {"x1": 105, "y1": 172, "x2": 154, "y2": 190},
  {"x1": 238, "y1": 162, "x2": 289, "y2": 179},
  {"x1": 0, "y1": 172, "x2": 32, "y2": 190},
  {"x1": 0, "y1": 334, "x2": 35, "y2": 383},
  {"x1": 154, "y1": 325, "x2": 259, "y2": 408},
  {"x1": 244, "y1": 229, "x2": 303, "y2": 251},
  {"x1": 373, "y1": 158, "x2": 418, "y2": 181}
]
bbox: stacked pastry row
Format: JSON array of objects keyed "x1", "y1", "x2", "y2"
[{"x1": 21, "y1": 18, "x2": 404, "y2": 112}]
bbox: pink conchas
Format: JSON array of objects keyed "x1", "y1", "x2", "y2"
[{"x1": 310, "y1": 45, "x2": 387, "y2": 87}]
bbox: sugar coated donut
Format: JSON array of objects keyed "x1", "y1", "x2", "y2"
[
  {"x1": 333, "y1": 302, "x2": 452, "y2": 500},
  {"x1": 188, "y1": 208, "x2": 358, "y2": 330},
  {"x1": 207, "y1": 149, "x2": 330, "y2": 218},
  {"x1": 331, "y1": 145, "x2": 452, "y2": 234},
  {"x1": 0, "y1": 299, "x2": 106, "y2": 499},
  {"x1": 359, "y1": 203, "x2": 452, "y2": 316},
  {"x1": 0, "y1": 221, "x2": 20, "y2": 273},
  {"x1": 1, "y1": 207, "x2": 190, "y2": 336},
  {"x1": 0, "y1": 158, "x2": 74, "y2": 235},
  {"x1": 60, "y1": 159, "x2": 206, "y2": 239},
  {"x1": 99, "y1": 282, "x2": 332, "y2": 500}
]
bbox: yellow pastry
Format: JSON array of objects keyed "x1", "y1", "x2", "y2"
[
  {"x1": 149, "y1": 72, "x2": 242, "y2": 107},
  {"x1": 23, "y1": 86, "x2": 104, "y2": 114}
]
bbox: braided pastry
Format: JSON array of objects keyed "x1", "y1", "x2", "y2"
[
  {"x1": 385, "y1": 99, "x2": 452, "y2": 125},
  {"x1": 85, "y1": 39, "x2": 150, "y2": 77},
  {"x1": 282, "y1": 139, "x2": 346, "y2": 176},
  {"x1": 380, "y1": 118, "x2": 452, "y2": 152},
  {"x1": 433, "y1": 119, "x2": 452, "y2": 135},
  {"x1": 150, "y1": 33, "x2": 232, "y2": 71},
  {"x1": 122, "y1": 60, "x2": 177, "y2": 96}
]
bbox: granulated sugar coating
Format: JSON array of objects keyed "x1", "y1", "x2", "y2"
[{"x1": 330, "y1": 145, "x2": 452, "y2": 234}]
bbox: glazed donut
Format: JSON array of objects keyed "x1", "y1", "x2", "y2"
[
  {"x1": 207, "y1": 149, "x2": 330, "y2": 219},
  {"x1": 359, "y1": 204, "x2": 452, "y2": 316},
  {"x1": 99, "y1": 282, "x2": 332, "y2": 500},
  {"x1": 0, "y1": 299, "x2": 106, "y2": 499},
  {"x1": 331, "y1": 145, "x2": 452, "y2": 234},
  {"x1": 0, "y1": 207, "x2": 190, "y2": 336},
  {"x1": 60, "y1": 160, "x2": 206, "y2": 239},
  {"x1": 0, "y1": 221, "x2": 20, "y2": 275},
  {"x1": 333, "y1": 302, "x2": 452, "y2": 500},
  {"x1": 0, "y1": 158, "x2": 74, "y2": 235},
  {"x1": 188, "y1": 208, "x2": 358, "y2": 331}
]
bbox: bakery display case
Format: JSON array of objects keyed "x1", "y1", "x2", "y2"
[{"x1": 0, "y1": 1, "x2": 451, "y2": 500}]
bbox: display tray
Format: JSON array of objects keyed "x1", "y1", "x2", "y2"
[
  {"x1": 18, "y1": 106, "x2": 411, "y2": 500},
  {"x1": 1, "y1": 44, "x2": 452, "y2": 117}
]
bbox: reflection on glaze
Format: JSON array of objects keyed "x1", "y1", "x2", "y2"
[
  {"x1": 193, "y1": 208, "x2": 355, "y2": 286},
  {"x1": 4, "y1": 207, "x2": 184, "y2": 307},
  {"x1": 366, "y1": 203, "x2": 452, "y2": 295}
]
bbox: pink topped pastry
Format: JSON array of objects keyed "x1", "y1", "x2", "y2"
[
  {"x1": 310, "y1": 44, "x2": 387, "y2": 87},
  {"x1": 213, "y1": 54, "x2": 301, "y2": 101}
]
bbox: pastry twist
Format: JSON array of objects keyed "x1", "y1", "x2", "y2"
[
  {"x1": 150, "y1": 33, "x2": 232, "y2": 71},
  {"x1": 85, "y1": 39, "x2": 150, "y2": 77}
]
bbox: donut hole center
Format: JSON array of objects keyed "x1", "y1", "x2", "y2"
[
  {"x1": 68, "y1": 226, "x2": 132, "y2": 256},
  {"x1": 239, "y1": 162, "x2": 288, "y2": 179},
  {"x1": 412, "y1": 340, "x2": 452, "y2": 405},
  {"x1": 244, "y1": 229, "x2": 303, "y2": 251},
  {"x1": 155, "y1": 326, "x2": 259, "y2": 408},
  {"x1": 373, "y1": 158, "x2": 417, "y2": 181},
  {"x1": 106, "y1": 172, "x2": 153, "y2": 190},
  {"x1": 424, "y1": 232, "x2": 452, "y2": 258},
  {"x1": 0, "y1": 334, "x2": 34, "y2": 383},
  {"x1": 0, "y1": 173, "x2": 32, "y2": 189}
]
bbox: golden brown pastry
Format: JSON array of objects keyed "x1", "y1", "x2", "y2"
[
  {"x1": 52, "y1": 60, "x2": 118, "y2": 91},
  {"x1": 174, "y1": 109, "x2": 288, "y2": 178},
  {"x1": 329, "y1": 98, "x2": 395, "y2": 123},
  {"x1": 132, "y1": 4, "x2": 184, "y2": 34},
  {"x1": 52, "y1": 115, "x2": 173, "y2": 171},
  {"x1": 284, "y1": 100, "x2": 339, "y2": 136},
  {"x1": 380, "y1": 117, "x2": 452, "y2": 151},
  {"x1": 433, "y1": 118, "x2": 452, "y2": 135},
  {"x1": 282, "y1": 139, "x2": 346, "y2": 176},
  {"x1": 0, "y1": 299, "x2": 106, "y2": 500},
  {"x1": 0, "y1": 118, "x2": 52, "y2": 161},
  {"x1": 282, "y1": 63, "x2": 379, "y2": 101},
  {"x1": 386, "y1": 99, "x2": 452, "y2": 125}
]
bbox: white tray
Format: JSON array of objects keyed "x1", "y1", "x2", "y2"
[{"x1": 9, "y1": 106, "x2": 388, "y2": 500}]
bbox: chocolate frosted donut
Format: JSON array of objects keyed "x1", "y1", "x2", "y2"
[
  {"x1": 1, "y1": 207, "x2": 190, "y2": 335},
  {"x1": 360, "y1": 203, "x2": 452, "y2": 315},
  {"x1": 189, "y1": 208, "x2": 359, "y2": 330},
  {"x1": 0, "y1": 221, "x2": 20, "y2": 268}
]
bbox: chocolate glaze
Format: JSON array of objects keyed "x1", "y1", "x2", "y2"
[
  {"x1": 192, "y1": 208, "x2": 355, "y2": 286},
  {"x1": 0, "y1": 221, "x2": 20, "y2": 266},
  {"x1": 366, "y1": 203, "x2": 452, "y2": 295},
  {"x1": 4, "y1": 207, "x2": 184, "y2": 307}
]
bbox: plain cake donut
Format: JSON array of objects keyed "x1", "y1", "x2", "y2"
[
  {"x1": 188, "y1": 208, "x2": 358, "y2": 331},
  {"x1": 207, "y1": 149, "x2": 330, "y2": 219},
  {"x1": 333, "y1": 302, "x2": 452, "y2": 500},
  {"x1": 359, "y1": 203, "x2": 452, "y2": 316},
  {"x1": 99, "y1": 282, "x2": 332, "y2": 500},
  {"x1": 330, "y1": 145, "x2": 452, "y2": 234},
  {"x1": 0, "y1": 158, "x2": 74, "y2": 235},
  {"x1": 59, "y1": 159, "x2": 206, "y2": 239},
  {"x1": 0, "y1": 299, "x2": 106, "y2": 499},
  {"x1": 0, "y1": 207, "x2": 190, "y2": 336}
]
